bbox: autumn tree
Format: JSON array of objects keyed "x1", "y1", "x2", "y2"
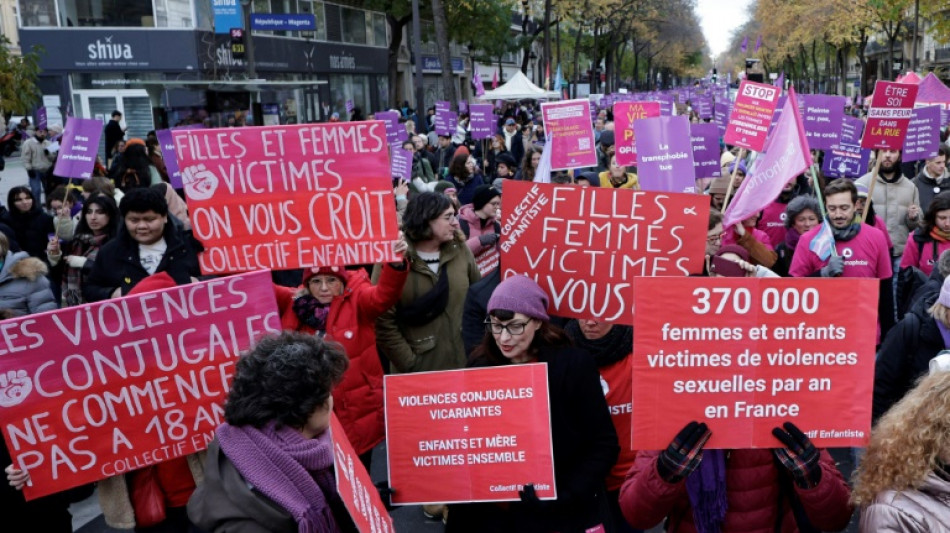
[{"x1": 0, "y1": 38, "x2": 43, "y2": 119}]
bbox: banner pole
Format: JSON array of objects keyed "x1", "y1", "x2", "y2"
[
  {"x1": 862, "y1": 150, "x2": 881, "y2": 224},
  {"x1": 809, "y1": 163, "x2": 838, "y2": 258},
  {"x1": 721, "y1": 148, "x2": 745, "y2": 210}
]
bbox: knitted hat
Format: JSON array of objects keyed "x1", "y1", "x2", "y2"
[
  {"x1": 495, "y1": 153, "x2": 517, "y2": 169},
  {"x1": 455, "y1": 146, "x2": 470, "y2": 157},
  {"x1": 472, "y1": 184, "x2": 501, "y2": 211},
  {"x1": 599, "y1": 130, "x2": 615, "y2": 147},
  {"x1": 505, "y1": 118, "x2": 516, "y2": 126},
  {"x1": 434, "y1": 181, "x2": 456, "y2": 194},
  {"x1": 784, "y1": 195, "x2": 821, "y2": 229},
  {"x1": 856, "y1": 182, "x2": 870, "y2": 198},
  {"x1": 715, "y1": 244, "x2": 750, "y2": 263},
  {"x1": 728, "y1": 160, "x2": 747, "y2": 175},
  {"x1": 487, "y1": 275, "x2": 550, "y2": 321},
  {"x1": 939, "y1": 276, "x2": 950, "y2": 307},
  {"x1": 302, "y1": 265, "x2": 346, "y2": 286}
]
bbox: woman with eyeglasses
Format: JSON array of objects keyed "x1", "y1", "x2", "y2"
[{"x1": 446, "y1": 275, "x2": 619, "y2": 533}]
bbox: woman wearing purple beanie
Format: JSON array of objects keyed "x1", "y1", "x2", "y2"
[{"x1": 446, "y1": 275, "x2": 620, "y2": 533}]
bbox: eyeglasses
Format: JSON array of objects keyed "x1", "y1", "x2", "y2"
[
  {"x1": 485, "y1": 319, "x2": 531, "y2": 336},
  {"x1": 706, "y1": 233, "x2": 723, "y2": 243}
]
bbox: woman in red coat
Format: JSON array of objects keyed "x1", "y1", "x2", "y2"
[{"x1": 277, "y1": 236, "x2": 409, "y2": 466}]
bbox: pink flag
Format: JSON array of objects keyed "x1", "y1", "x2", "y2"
[
  {"x1": 774, "y1": 72, "x2": 784, "y2": 89},
  {"x1": 723, "y1": 87, "x2": 813, "y2": 228},
  {"x1": 492, "y1": 70, "x2": 499, "y2": 90}
]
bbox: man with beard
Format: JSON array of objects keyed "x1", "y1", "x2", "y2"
[
  {"x1": 856, "y1": 149, "x2": 921, "y2": 270},
  {"x1": 790, "y1": 179, "x2": 894, "y2": 337}
]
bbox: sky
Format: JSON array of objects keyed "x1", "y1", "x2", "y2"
[{"x1": 695, "y1": 0, "x2": 754, "y2": 60}]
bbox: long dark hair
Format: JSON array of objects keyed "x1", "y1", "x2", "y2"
[
  {"x1": 74, "y1": 194, "x2": 119, "y2": 240},
  {"x1": 469, "y1": 309, "x2": 572, "y2": 366},
  {"x1": 7, "y1": 186, "x2": 37, "y2": 216},
  {"x1": 923, "y1": 192, "x2": 950, "y2": 235},
  {"x1": 110, "y1": 144, "x2": 153, "y2": 190}
]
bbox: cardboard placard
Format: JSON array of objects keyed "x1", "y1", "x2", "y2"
[
  {"x1": 861, "y1": 80, "x2": 919, "y2": 150},
  {"x1": 52, "y1": 118, "x2": 102, "y2": 179},
  {"x1": 723, "y1": 80, "x2": 782, "y2": 152},
  {"x1": 540, "y1": 99, "x2": 598, "y2": 170},
  {"x1": 331, "y1": 415, "x2": 396, "y2": 532},
  {"x1": 613, "y1": 102, "x2": 661, "y2": 166}
]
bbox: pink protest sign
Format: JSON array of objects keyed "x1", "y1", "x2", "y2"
[
  {"x1": 0, "y1": 271, "x2": 281, "y2": 500},
  {"x1": 613, "y1": 101, "x2": 661, "y2": 166},
  {"x1": 861, "y1": 81, "x2": 919, "y2": 150},
  {"x1": 724, "y1": 80, "x2": 782, "y2": 152},
  {"x1": 540, "y1": 99, "x2": 597, "y2": 170}
]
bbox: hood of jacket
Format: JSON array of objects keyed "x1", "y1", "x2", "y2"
[{"x1": 0, "y1": 251, "x2": 47, "y2": 283}]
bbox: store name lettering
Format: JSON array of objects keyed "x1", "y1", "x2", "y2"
[
  {"x1": 330, "y1": 55, "x2": 357, "y2": 69},
  {"x1": 87, "y1": 37, "x2": 134, "y2": 60}
]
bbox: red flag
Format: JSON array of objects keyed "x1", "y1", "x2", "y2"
[{"x1": 492, "y1": 69, "x2": 499, "y2": 90}]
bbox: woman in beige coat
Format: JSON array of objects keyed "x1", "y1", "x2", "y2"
[{"x1": 852, "y1": 362, "x2": 950, "y2": 531}]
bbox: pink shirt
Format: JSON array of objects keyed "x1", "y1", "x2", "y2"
[
  {"x1": 790, "y1": 223, "x2": 893, "y2": 279},
  {"x1": 899, "y1": 236, "x2": 950, "y2": 276},
  {"x1": 757, "y1": 200, "x2": 788, "y2": 248},
  {"x1": 722, "y1": 226, "x2": 775, "y2": 250}
]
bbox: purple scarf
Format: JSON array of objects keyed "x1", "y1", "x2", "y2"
[
  {"x1": 937, "y1": 319, "x2": 950, "y2": 348},
  {"x1": 685, "y1": 449, "x2": 727, "y2": 533},
  {"x1": 216, "y1": 422, "x2": 340, "y2": 533},
  {"x1": 293, "y1": 295, "x2": 330, "y2": 332},
  {"x1": 785, "y1": 227, "x2": 803, "y2": 254}
]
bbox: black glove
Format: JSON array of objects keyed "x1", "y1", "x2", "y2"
[
  {"x1": 772, "y1": 422, "x2": 821, "y2": 489},
  {"x1": 374, "y1": 481, "x2": 396, "y2": 511},
  {"x1": 656, "y1": 421, "x2": 711, "y2": 483},
  {"x1": 478, "y1": 233, "x2": 499, "y2": 246},
  {"x1": 820, "y1": 255, "x2": 844, "y2": 277}
]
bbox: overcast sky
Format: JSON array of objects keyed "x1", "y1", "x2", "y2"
[{"x1": 695, "y1": 0, "x2": 754, "y2": 60}]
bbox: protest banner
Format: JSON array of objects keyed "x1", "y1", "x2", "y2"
[
  {"x1": 385, "y1": 364, "x2": 555, "y2": 504},
  {"x1": 723, "y1": 80, "x2": 782, "y2": 152},
  {"x1": 435, "y1": 101, "x2": 452, "y2": 136},
  {"x1": 375, "y1": 110, "x2": 405, "y2": 147},
  {"x1": 902, "y1": 105, "x2": 941, "y2": 161},
  {"x1": 801, "y1": 94, "x2": 845, "y2": 151},
  {"x1": 500, "y1": 181, "x2": 708, "y2": 325},
  {"x1": 540, "y1": 99, "x2": 597, "y2": 169},
  {"x1": 52, "y1": 117, "x2": 102, "y2": 179},
  {"x1": 631, "y1": 277, "x2": 877, "y2": 450},
  {"x1": 331, "y1": 415, "x2": 396, "y2": 532},
  {"x1": 0, "y1": 271, "x2": 280, "y2": 499},
  {"x1": 390, "y1": 146, "x2": 412, "y2": 181},
  {"x1": 822, "y1": 116, "x2": 872, "y2": 179},
  {"x1": 172, "y1": 122, "x2": 399, "y2": 275},
  {"x1": 633, "y1": 116, "x2": 697, "y2": 193},
  {"x1": 861, "y1": 80, "x2": 919, "y2": 150},
  {"x1": 156, "y1": 129, "x2": 183, "y2": 188},
  {"x1": 613, "y1": 101, "x2": 661, "y2": 166},
  {"x1": 694, "y1": 96, "x2": 713, "y2": 120},
  {"x1": 690, "y1": 122, "x2": 721, "y2": 180},
  {"x1": 469, "y1": 104, "x2": 495, "y2": 140},
  {"x1": 657, "y1": 94, "x2": 674, "y2": 116}
]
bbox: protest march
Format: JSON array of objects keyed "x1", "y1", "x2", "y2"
[{"x1": 5, "y1": 3, "x2": 950, "y2": 532}]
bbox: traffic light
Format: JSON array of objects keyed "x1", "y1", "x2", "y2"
[{"x1": 230, "y1": 28, "x2": 245, "y2": 59}]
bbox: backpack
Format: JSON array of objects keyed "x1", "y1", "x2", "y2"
[{"x1": 896, "y1": 237, "x2": 937, "y2": 320}]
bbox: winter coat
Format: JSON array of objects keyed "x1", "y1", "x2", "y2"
[
  {"x1": 448, "y1": 347, "x2": 620, "y2": 533},
  {"x1": 278, "y1": 263, "x2": 408, "y2": 455},
  {"x1": 619, "y1": 449, "x2": 853, "y2": 532},
  {"x1": 457, "y1": 204, "x2": 500, "y2": 277},
  {"x1": 21, "y1": 136, "x2": 53, "y2": 173},
  {"x1": 9, "y1": 208, "x2": 54, "y2": 262},
  {"x1": 373, "y1": 238, "x2": 480, "y2": 373},
  {"x1": 0, "y1": 251, "x2": 56, "y2": 314},
  {"x1": 859, "y1": 470, "x2": 950, "y2": 532},
  {"x1": 187, "y1": 440, "x2": 297, "y2": 533},
  {"x1": 83, "y1": 224, "x2": 200, "y2": 302},
  {"x1": 900, "y1": 228, "x2": 950, "y2": 276},
  {"x1": 912, "y1": 166, "x2": 950, "y2": 213},
  {"x1": 873, "y1": 306, "x2": 944, "y2": 422},
  {"x1": 856, "y1": 171, "x2": 921, "y2": 256},
  {"x1": 598, "y1": 171, "x2": 640, "y2": 190},
  {"x1": 98, "y1": 453, "x2": 205, "y2": 529},
  {"x1": 447, "y1": 173, "x2": 485, "y2": 206}
]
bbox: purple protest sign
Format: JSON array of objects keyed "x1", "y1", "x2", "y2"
[
  {"x1": 633, "y1": 116, "x2": 697, "y2": 193},
  {"x1": 52, "y1": 117, "x2": 102, "y2": 179},
  {"x1": 902, "y1": 105, "x2": 941, "y2": 161},
  {"x1": 156, "y1": 129, "x2": 181, "y2": 188},
  {"x1": 694, "y1": 97, "x2": 713, "y2": 120},
  {"x1": 36, "y1": 108, "x2": 48, "y2": 130},
  {"x1": 690, "y1": 123, "x2": 721, "y2": 179},
  {"x1": 714, "y1": 102, "x2": 732, "y2": 137},
  {"x1": 458, "y1": 101, "x2": 469, "y2": 114},
  {"x1": 435, "y1": 101, "x2": 452, "y2": 136},
  {"x1": 822, "y1": 117, "x2": 871, "y2": 179},
  {"x1": 375, "y1": 111, "x2": 406, "y2": 147},
  {"x1": 469, "y1": 104, "x2": 495, "y2": 140},
  {"x1": 658, "y1": 95, "x2": 674, "y2": 116},
  {"x1": 390, "y1": 146, "x2": 413, "y2": 181},
  {"x1": 446, "y1": 112, "x2": 459, "y2": 137},
  {"x1": 801, "y1": 94, "x2": 845, "y2": 150}
]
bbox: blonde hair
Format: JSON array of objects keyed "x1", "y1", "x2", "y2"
[
  {"x1": 929, "y1": 300, "x2": 950, "y2": 329},
  {"x1": 851, "y1": 371, "x2": 950, "y2": 505}
]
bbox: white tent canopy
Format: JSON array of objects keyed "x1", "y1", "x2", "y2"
[{"x1": 478, "y1": 70, "x2": 560, "y2": 100}]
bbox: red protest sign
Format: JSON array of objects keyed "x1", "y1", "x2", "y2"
[
  {"x1": 613, "y1": 101, "x2": 661, "y2": 166},
  {"x1": 499, "y1": 181, "x2": 708, "y2": 325},
  {"x1": 172, "y1": 123, "x2": 399, "y2": 275},
  {"x1": 723, "y1": 80, "x2": 782, "y2": 152},
  {"x1": 632, "y1": 277, "x2": 877, "y2": 450},
  {"x1": 861, "y1": 80, "x2": 919, "y2": 150},
  {"x1": 541, "y1": 99, "x2": 598, "y2": 169},
  {"x1": 331, "y1": 414, "x2": 395, "y2": 533},
  {"x1": 0, "y1": 271, "x2": 281, "y2": 500},
  {"x1": 384, "y1": 364, "x2": 555, "y2": 504}
]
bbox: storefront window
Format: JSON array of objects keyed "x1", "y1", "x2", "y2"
[
  {"x1": 341, "y1": 7, "x2": 366, "y2": 45},
  {"x1": 57, "y1": 0, "x2": 155, "y2": 27},
  {"x1": 370, "y1": 12, "x2": 386, "y2": 47},
  {"x1": 329, "y1": 74, "x2": 370, "y2": 120},
  {"x1": 19, "y1": 0, "x2": 57, "y2": 27},
  {"x1": 155, "y1": 0, "x2": 193, "y2": 27}
]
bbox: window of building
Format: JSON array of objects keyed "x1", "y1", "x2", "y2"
[
  {"x1": 369, "y1": 12, "x2": 385, "y2": 47},
  {"x1": 340, "y1": 7, "x2": 365, "y2": 44},
  {"x1": 300, "y1": 0, "x2": 326, "y2": 41},
  {"x1": 154, "y1": 0, "x2": 193, "y2": 27},
  {"x1": 56, "y1": 0, "x2": 155, "y2": 27},
  {"x1": 19, "y1": 0, "x2": 57, "y2": 27}
]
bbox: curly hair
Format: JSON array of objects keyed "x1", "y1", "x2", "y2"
[
  {"x1": 224, "y1": 332, "x2": 348, "y2": 430},
  {"x1": 401, "y1": 191, "x2": 452, "y2": 243},
  {"x1": 851, "y1": 371, "x2": 950, "y2": 505}
]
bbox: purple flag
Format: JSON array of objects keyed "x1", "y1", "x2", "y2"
[
  {"x1": 472, "y1": 64, "x2": 485, "y2": 97},
  {"x1": 375, "y1": 110, "x2": 406, "y2": 147},
  {"x1": 345, "y1": 99, "x2": 354, "y2": 114},
  {"x1": 156, "y1": 129, "x2": 181, "y2": 188},
  {"x1": 801, "y1": 94, "x2": 846, "y2": 150},
  {"x1": 755, "y1": 35, "x2": 762, "y2": 53},
  {"x1": 774, "y1": 72, "x2": 785, "y2": 89},
  {"x1": 633, "y1": 116, "x2": 697, "y2": 193},
  {"x1": 723, "y1": 88, "x2": 813, "y2": 228},
  {"x1": 741, "y1": 36, "x2": 748, "y2": 52},
  {"x1": 469, "y1": 104, "x2": 495, "y2": 140},
  {"x1": 36, "y1": 108, "x2": 48, "y2": 130},
  {"x1": 52, "y1": 117, "x2": 102, "y2": 179},
  {"x1": 390, "y1": 146, "x2": 413, "y2": 181},
  {"x1": 690, "y1": 123, "x2": 721, "y2": 180},
  {"x1": 458, "y1": 101, "x2": 469, "y2": 115},
  {"x1": 903, "y1": 105, "x2": 941, "y2": 161}
]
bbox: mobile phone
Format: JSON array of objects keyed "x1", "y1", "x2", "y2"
[{"x1": 710, "y1": 255, "x2": 748, "y2": 277}]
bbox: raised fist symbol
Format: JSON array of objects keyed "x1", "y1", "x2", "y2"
[
  {"x1": 182, "y1": 164, "x2": 219, "y2": 200},
  {"x1": 0, "y1": 370, "x2": 33, "y2": 407}
]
